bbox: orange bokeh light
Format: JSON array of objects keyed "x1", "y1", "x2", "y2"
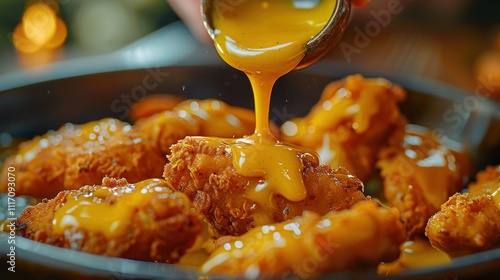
[
  {"x1": 22, "y1": 3, "x2": 57, "y2": 46},
  {"x1": 45, "y1": 17, "x2": 68, "y2": 49},
  {"x1": 12, "y1": 22, "x2": 42, "y2": 54},
  {"x1": 13, "y1": 2, "x2": 68, "y2": 56}
]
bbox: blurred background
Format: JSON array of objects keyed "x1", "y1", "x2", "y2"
[
  {"x1": 332, "y1": 0, "x2": 500, "y2": 97},
  {"x1": 0, "y1": 0, "x2": 499, "y2": 98},
  {"x1": 0, "y1": 0, "x2": 177, "y2": 73}
]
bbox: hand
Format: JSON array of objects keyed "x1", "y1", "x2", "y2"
[{"x1": 166, "y1": 0, "x2": 212, "y2": 44}]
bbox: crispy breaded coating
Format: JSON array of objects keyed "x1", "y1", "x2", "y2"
[
  {"x1": 163, "y1": 136, "x2": 367, "y2": 236},
  {"x1": 281, "y1": 74, "x2": 407, "y2": 181},
  {"x1": 16, "y1": 177, "x2": 203, "y2": 263},
  {"x1": 425, "y1": 165, "x2": 500, "y2": 257},
  {"x1": 201, "y1": 201, "x2": 406, "y2": 278},
  {"x1": 0, "y1": 118, "x2": 166, "y2": 199},
  {"x1": 425, "y1": 192, "x2": 500, "y2": 257},
  {"x1": 377, "y1": 125, "x2": 472, "y2": 237}
]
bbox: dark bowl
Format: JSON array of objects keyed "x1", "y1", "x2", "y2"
[{"x1": 0, "y1": 62, "x2": 499, "y2": 279}]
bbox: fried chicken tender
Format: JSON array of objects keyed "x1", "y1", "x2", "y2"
[
  {"x1": 163, "y1": 136, "x2": 368, "y2": 236},
  {"x1": 0, "y1": 118, "x2": 166, "y2": 199},
  {"x1": 281, "y1": 74, "x2": 407, "y2": 181},
  {"x1": 135, "y1": 99, "x2": 259, "y2": 155},
  {"x1": 16, "y1": 177, "x2": 203, "y2": 263},
  {"x1": 201, "y1": 201, "x2": 406, "y2": 279},
  {"x1": 425, "y1": 165, "x2": 500, "y2": 257},
  {"x1": 377, "y1": 125, "x2": 472, "y2": 237}
]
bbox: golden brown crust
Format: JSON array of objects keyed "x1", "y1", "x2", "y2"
[
  {"x1": 425, "y1": 192, "x2": 500, "y2": 257},
  {"x1": 163, "y1": 136, "x2": 368, "y2": 236},
  {"x1": 0, "y1": 119, "x2": 166, "y2": 199},
  {"x1": 425, "y1": 165, "x2": 500, "y2": 257},
  {"x1": 16, "y1": 177, "x2": 203, "y2": 263}
]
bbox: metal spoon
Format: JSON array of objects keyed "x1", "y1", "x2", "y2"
[{"x1": 201, "y1": 0, "x2": 351, "y2": 70}]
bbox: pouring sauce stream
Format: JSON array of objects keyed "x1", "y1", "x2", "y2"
[{"x1": 205, "y1": 0, "x2": 336, "y2": 219}]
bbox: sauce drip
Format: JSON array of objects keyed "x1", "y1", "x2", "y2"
[
  {"x1": 208, "y1": 0, "x2": 335, "y2": 218},
  {"x1": 52, "y1": 179, "x2": 173, "y2": 238},
  {"x1": 195, "y1": 135, "x2": 318, "y2": 224},
  {"x1": 378, "y1": 238, "x2": 451, "y2": 276},
  {"x1": 231, "y1": 135, "x2": 318, "y2": 203}
]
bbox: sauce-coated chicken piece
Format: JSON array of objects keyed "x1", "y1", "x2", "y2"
[
  {"x1": 281, "y1": 74, "x2": 407, "y2": 181},
  {"x1": 201, "y1": 201, "x2": 405, "y2": 279},
  {"x1": 426, "y1": 165, "x2": 500, "y2": 256},
  {"x1": 135, "y1": 99, "x2": 260, "y2": 155},
  {"x1": 163, "y1": 136, "x2": 368, "y2": 236},
  {"x1": 377, "y1": 125, "x2": 472, "y2": 237},
  {"x1": 17, "y1": 177, "x2": 203, "y2": 263}
]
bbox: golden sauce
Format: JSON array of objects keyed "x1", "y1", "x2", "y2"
[
  {"x1": 202, "y1": 201, "x2": 407, "y2": 277},
  {"x1": 206, "y1": 0, "x2": 336, "y2": 218},
  {"x1": 52, "y1": 179, "x2": 173, "y2": 238},
  {"x1": 174, "y1": 99, "x2": 255, "y2": 138},
  {"x1": 378, "y1": 238, "x2": 451, "y2": 276},
  {"x1": 404, "y1": 128, "x2": 469, "y2": 209},
  {"x1": 212, "y1": 0, "x2": 336, "y2": 75},
  {"x1": 279, "y1": 74, "x2": 407, "y2": 181},
  {"x1": 231, "y1": 135, "x2": 317, "y2": 202}
]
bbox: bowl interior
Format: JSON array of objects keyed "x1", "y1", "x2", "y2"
[{"x1": 1, "y1": 63, "x2": 498, "y2": 169}]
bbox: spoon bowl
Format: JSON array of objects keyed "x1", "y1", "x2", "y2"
[{"x1": 201, "y1": 0, "x2": 352, "y2": 70}]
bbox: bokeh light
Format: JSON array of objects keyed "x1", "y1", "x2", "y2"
[
  {"x1": 45, "y1": 17, "x2": 68, "y2": 49},
  {"x1": 12, "y1": 1, "x2": 68, "y2": 67},
  {"x1": 22, "y1": 3, "x2": 57, "y2": 46}
]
